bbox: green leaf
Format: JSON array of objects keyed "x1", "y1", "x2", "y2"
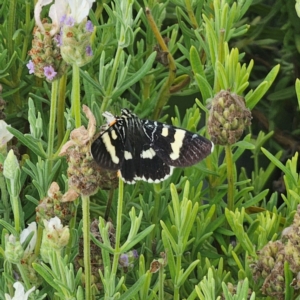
[
  {"x1": 177, "y1": 260, "x2": 200, "y2": 286},
  {"x1": 112, "y1": 52, "x2": 156, "y2": 99},
  {"x1": 0, "y1": 220, "x2": 18, "y2": 237},
  {"x1": 7, "y1": 127, "x2": 47, "y2": 158},
  {"x1": 246, "y1": 64, "x2": 280, "y2": 109},
  {"x1": 194, "y1": 74, "x2": 213, "y2": 101},
  {"x1": 120, "y1": 274, "x2": 148, "y2": 300},
  {"x1": 295, "y1": 78, "x2": 300, "y2": 110},
  {"x1": 121, "y1": 224, "x2": 155, "y2": 252},
  {"x1": 261, "y1": 147, "x2": 295, "y2": 186}
]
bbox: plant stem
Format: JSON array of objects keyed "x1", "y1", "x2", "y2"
[
  {"x1": 158, "y1": 263, "x2": 164, "y2": 300},
  {"x1": 7, "y1": 0, "x2": 21, "y2": 109},
  {"x1": 109, "y1": 177, "x2": 124, "y2": 296},
  {"x1": 174, "y1": 254, "x2": 182, "y2": 300},
  {"x1": 57, "y1": 74, "x2": 67, "y2": 146},
  {"x1": 101, "y1": 46, "x2": 123, "y2": 113},
  {"x1": 72, "y1": 64, "x2": 81, "y2": 128},
  {"x1": 11, "y1": 194, "x2": 21, "y2": 234},
  {"x1": 0, "y1": 174, "x2": 10, "y2": 222},
  {"x1": 82, "y1": 194, "x2": 93, "y2": 300},
  {"x1": 225, "y1": 144, "x2": 234, "y2": 211},
  {"x1": 145, "y1": 8, "x2": 177, "y2": 119},
  {"x1": 47, "y1": 80, "x2": 59, "y2": 160}
]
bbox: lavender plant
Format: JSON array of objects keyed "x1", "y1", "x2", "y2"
[{"x1": 1, "y1": 0, "x2": 300, "y2": 300}]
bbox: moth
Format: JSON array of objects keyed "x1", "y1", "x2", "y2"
[{"x1": 91, "y1": 109, "x2": 213, "y2": 184}]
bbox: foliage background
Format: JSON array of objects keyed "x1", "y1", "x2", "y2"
[{"x1": 1, "y1": 0, "x2": 300, "y2": 299}]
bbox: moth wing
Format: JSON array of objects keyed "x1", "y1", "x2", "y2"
[
  {"x1": 91, "y1": 124, "x2": 125, "y2": 171},
  {"x1": 119, "y1": 128, "x2": 173, "y2": 184},
  {"x1": 142, "y1": 121, "x2": 213, "y2": 167}
]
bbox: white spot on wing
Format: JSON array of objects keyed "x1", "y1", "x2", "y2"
[
  {"x1": 170, "y1": 129, "x2": 185, "y2": 160},
  {"x1": 161, "y1": 127, "x2": 169, "y2": 137},
  {"x1": 210, "y1": 141, "x2": 214, "y2": 153},
  {"x1": 111, "y1": 130, "x2": 118, "y2": 140},
  {"x1": 102, "y1": 132, "x2": 119, "y2": 164},
  {"x1": 140, "y1": 148, "x2": 156, "y2": 159},
  {"x1": 124, "y1": 151, "x2": 133, "y2": 160}
]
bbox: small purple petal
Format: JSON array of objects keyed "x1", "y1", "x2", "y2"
[
  {"x1": 60, "y1": 15, "x2": 67, "y2": 24},
  {"x1": 132, "y1": 250, "x2": 139, "y2": 259},
  {"x1": 86, "y1": 45, "x2": 93, "y2": 56},
  {"x1": 119, "y1": 254, "x2": 129, "y2": 267},
  {"x1": 53, "y1": 34, "x2": 62, "y2": 46},
  {"x1": 86, "y1": 20, "x2": 94, "y2": 33},
  {"x1": 65, "y1": 16, "x2": 75, "y2": 27},
  {"x1": 44, "y1": 66, "x2": 57, "y2": 81},
  {"x1": 26, "y1": 60, "x2": 35, "y2": 74}
]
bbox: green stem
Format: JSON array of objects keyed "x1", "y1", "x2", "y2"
[
  {"x1": 158, "y1": 263, "x2": 164, "y2": 300},
  {"x1": 47, "y1": 80, "x2": 59, "y2": 160},
  {"x1": 17, "y1": 1, "x2": 31, "y2": 79},
  {"x1": 34, "y1": 225, "x2": 43, "y2": 257},
  {"x1": 225, "y1": 144, "x2": 234, "y2": 211},
  {"x1": 145, "y1": 8, "x2": 177, "y2": 119},
  {"x1": 12, "y1": 195, "x2": 21, "y2": 234},
  {"x1": 108, "y1": 177, "x2": 124, "y2": 297},
  {"x1": 0, "y1": 173, "x2": 10, "y2": 222},
  {"x1": 174, "y1": 254, "x2": 181, "y2": 300},
  {"x1": 57, "y1": 74, "x2": 67, "y2": 146},
  {"x1": 82, "y1": 195, "x2": 93, "y2": 300},
  {"x1": 72, "y1": 64, "x2": 81, "y2": 128},
  {"x1": 100, "y1": 46, "x2": 123, "y2": 112},
  {"x1": 7, "y1": 0, "x2": 21, "y2": 109},
  {"x1": 66, "y1": 198, "x2": 79, "y2": 257}
]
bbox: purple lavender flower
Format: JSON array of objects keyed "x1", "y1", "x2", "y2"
[
  {"x1": 86, "y1": 45, "x2": 93, "y2": 56},
  {"x1": 86, "y1": 20, "x2": 94, "y2": 33},
  {"x1": 119, "y1": 254, "x2": 129, "y2": 267},
  {"x1": 53, "y1": 33, "x2": 62, "y2": 46},
  {"x1": 44, "y1": 66, "x2": 57, "y2": 81},
  {"x1": 26, "y1": 60, "x2": 35, "y2": 74},
  {"x1": 65, "y1": 16, "x2": 75, "y2": 27},
  {"x1": 132, "y1": 249, "x2": 139, "y2": 259},
  {"x1": 60, "y1": 15, "x2": 67, "y2": 24}
]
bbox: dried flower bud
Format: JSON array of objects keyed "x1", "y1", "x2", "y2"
[
  {"x1": 28, "y1": 21, "x2": 68, "y2": 82},
  {"x1": 60, "y1": 18, "x2": 94, "y2": 67},
  {"x1": 208, "y1": 90, "x2": 252, "y2": 145},
  {"x1": 59, "y1": 105, "x2": 118, "y2": 195},
  {"x1": 36, "y1": 182, "x2": 73, "y2": 226}
]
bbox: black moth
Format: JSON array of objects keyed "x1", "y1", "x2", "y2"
[{"x1": 91, "y1": 109, "x2": 213, "y2": 184}]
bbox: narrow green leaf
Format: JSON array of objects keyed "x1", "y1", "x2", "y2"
[
  {"x1": 177, "y1": 260, "x2": 200, "y2": 286},
  {"x1": 295, "y1": 78, "x2": 300, "y2": 110},
  {"x1": 0, "y1": 220, "x2": 18, "y2": 236},
  {"x1": 112, "y1": 52, "x2": 156, "y2": 98},
  {"x1": 161, "y1": 230, "x2": 176, "y2": 282},
  {"x1": 7, "y1": 128, "x2": 47, "y2": 158},
  {"x1": 121, "y1": 224, "x2": 155, "y2": 252},
  {"x1": 190, "y1": 46, "x2": 205, "y2": 77},
  {"x1": 261, "y1": 147, "x2": 295, "y2": 185},
  {"x1": 120, "y1": 274, "x2": 148, "y2": 300},
  {"x1": 194, "y1": 74, "x2": 213, "y2": 101},
  {"x1": 246, "y1": 64, "x2": 280, "y2": 109}
]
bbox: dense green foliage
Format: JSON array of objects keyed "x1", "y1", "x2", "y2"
[{"x1": 0, "y1": 0, "x2": 300, "y2": 299}]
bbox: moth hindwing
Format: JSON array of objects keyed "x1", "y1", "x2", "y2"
[{"x1": 91, "y1": 109, "x2": 214, "y2": 184}]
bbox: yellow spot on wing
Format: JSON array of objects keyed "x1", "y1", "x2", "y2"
[{"x1": 170, "y1": 129, "x2": 185, "y2": 160}]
